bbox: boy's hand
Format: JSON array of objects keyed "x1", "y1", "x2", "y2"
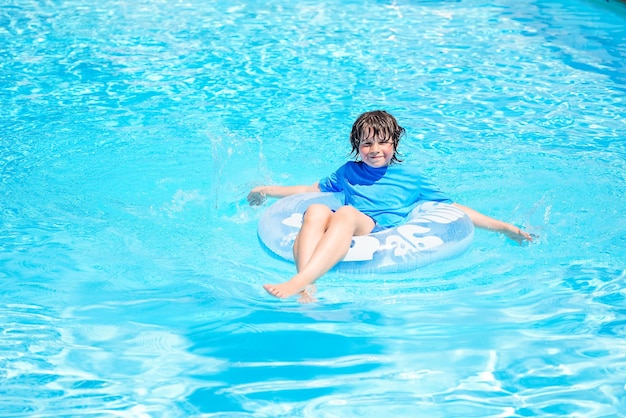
[
  {"x1": 247, "y1": 190, "x2": 266, "y2": 206},
  {"x1": 505, "y1": 226, "x2": 536, "y2": 245}
]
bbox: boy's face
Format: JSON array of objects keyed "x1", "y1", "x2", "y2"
[{"x1": 358, "y1": 131, "x2": 394, "y2": 168}]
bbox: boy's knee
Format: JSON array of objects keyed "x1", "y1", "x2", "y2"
[
  {"x1": 334, "y1": 205, "x2": 359, "y2": 218},
  {"x1": 303, "y1": 204, "x2": 332, "y2": 223}
]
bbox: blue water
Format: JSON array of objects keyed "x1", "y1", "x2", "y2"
[{"x1": 1, "y1": 0, "x2": 625, "y2": 416}]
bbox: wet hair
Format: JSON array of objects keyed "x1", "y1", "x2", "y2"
[{"x1": 349, "y1": 110, "x2": 405, "y2": 164}]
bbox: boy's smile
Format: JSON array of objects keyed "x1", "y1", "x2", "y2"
[{"x1": 359, "y1": 136, "x2": 395, "y2": 167}]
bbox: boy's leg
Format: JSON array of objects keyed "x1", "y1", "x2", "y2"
[
  {"x1": 293, "y1": 204, "x2": 333, "y2": 272},
  {"x1": 291, "y1": 204, "x2": 333, "y2": 303},
  {"x1": 264, "y1": 206, "x2": 374, "y2": 299}
]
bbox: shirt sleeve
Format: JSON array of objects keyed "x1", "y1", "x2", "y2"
[{"x1": 318, "y1": 164, "x2": 345, "y2": 192}]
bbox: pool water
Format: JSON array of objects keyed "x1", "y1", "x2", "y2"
[{"x1": 1, "y1": 0, "x2": 625, "y2": 416}]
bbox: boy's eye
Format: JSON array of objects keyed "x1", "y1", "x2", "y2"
[{"x1": 360, "y1": 138, "x2": 392, "y2": 147}]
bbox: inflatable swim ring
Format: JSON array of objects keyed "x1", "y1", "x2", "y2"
[{"x1": 258, "y1": 192, "x2": 474, "y2": 273}]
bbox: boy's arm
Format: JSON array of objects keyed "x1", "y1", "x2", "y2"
[
  {"x1": 248, "y1": 183, "x2": 321, "y2": 206},
  {"x1": 452, "y1": 203, "x2": 533, "y2": 244}
]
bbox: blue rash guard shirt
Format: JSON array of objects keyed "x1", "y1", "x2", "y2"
[{"x1": 318, "y1": 161, "x2": 453, "y2": 228}]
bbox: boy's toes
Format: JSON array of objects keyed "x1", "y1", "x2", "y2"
[{"x1": 263, "y1": 284, "x2": 284, "y2": 298}]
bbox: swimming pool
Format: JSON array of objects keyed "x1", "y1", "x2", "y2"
[{"x1": 1, "y1": 0, "x2": 625, "y2": 415}]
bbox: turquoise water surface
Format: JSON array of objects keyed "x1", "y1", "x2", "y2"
[{"x1": 1, "y1": 0, "x2": 626, "y2": 416}]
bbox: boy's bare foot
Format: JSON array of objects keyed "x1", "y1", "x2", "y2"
[
  {"x1": 263, "y1": 282, "x2": 305, "y2": 299},
  {"x1": 298, "y1": 285, "x2": 318, "y2": 304}
]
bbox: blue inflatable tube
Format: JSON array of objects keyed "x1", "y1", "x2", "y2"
[{"x1": 258, "y1": 192, "x2": 474, "y2": 273}]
